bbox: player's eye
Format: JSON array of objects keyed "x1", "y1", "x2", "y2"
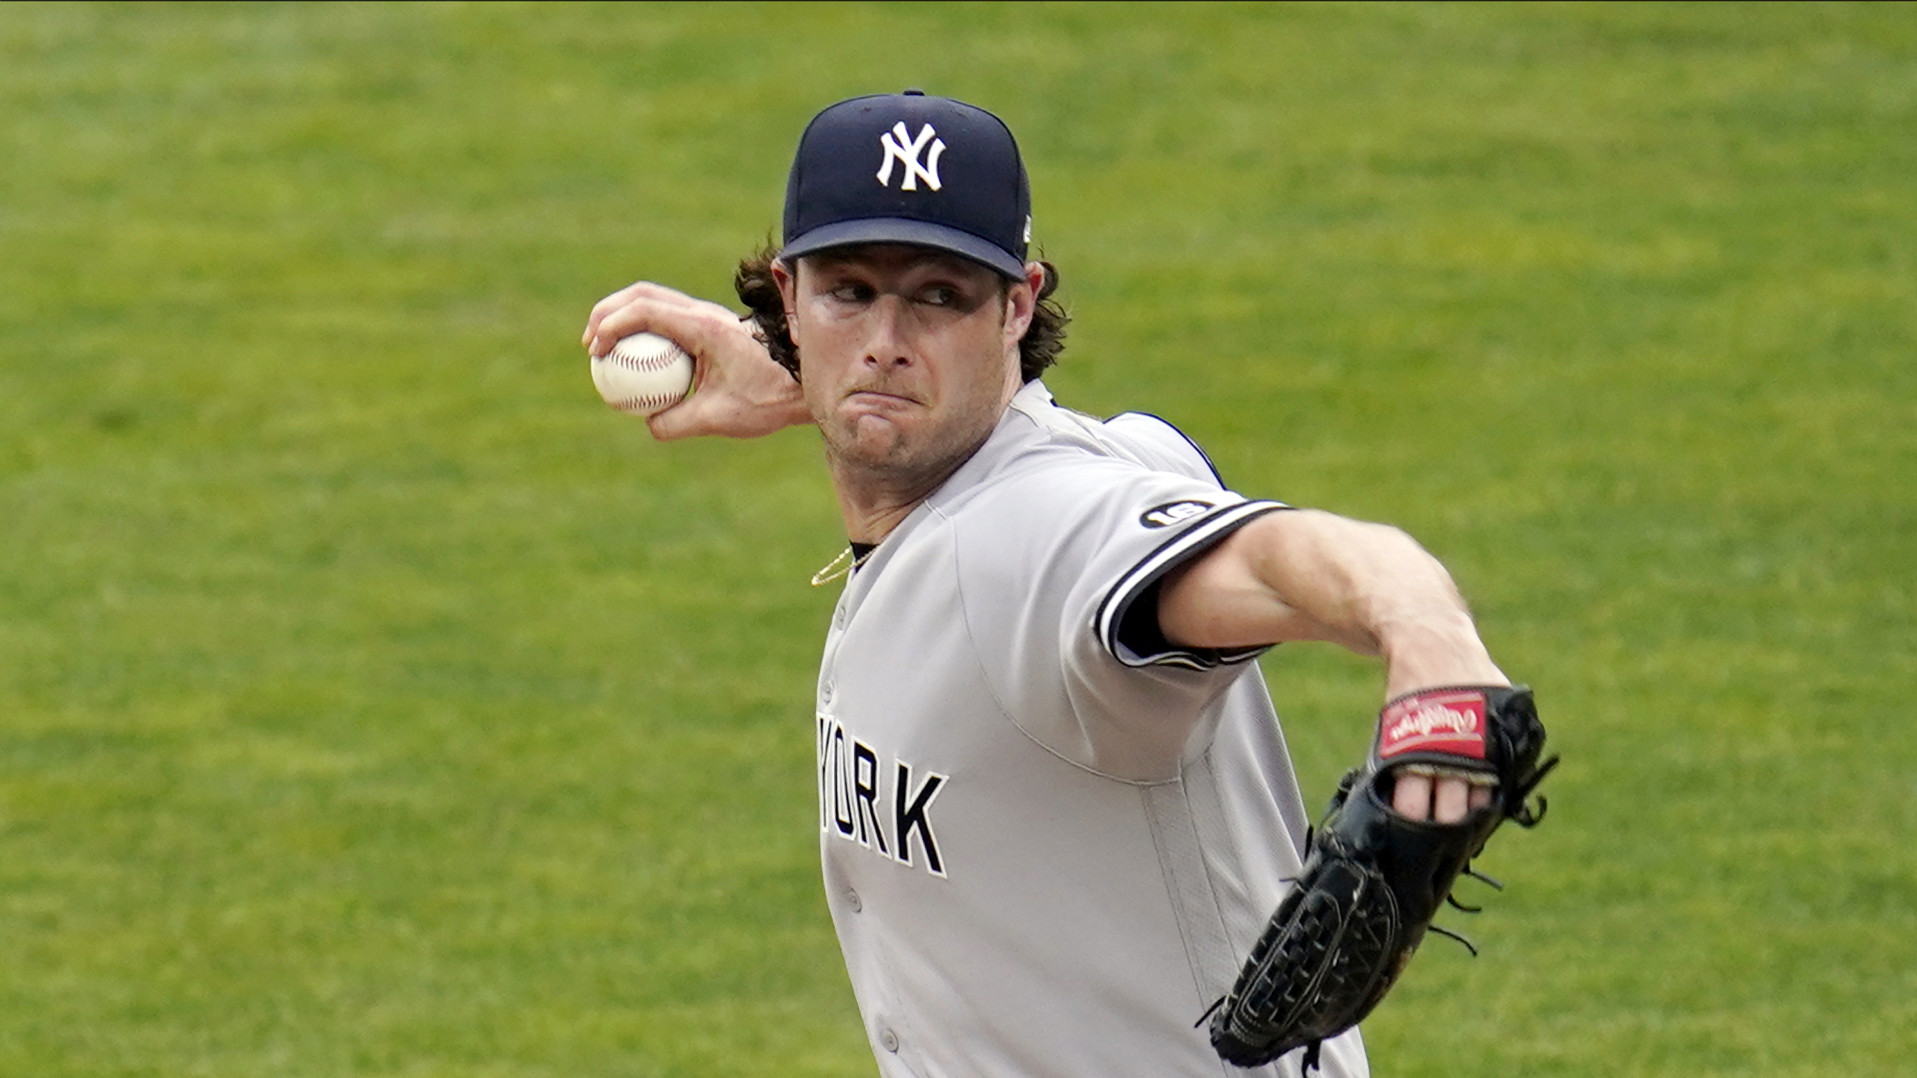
[
  {"x1": 919, "y1": 280, "x2": 989, "y2": 313},
  {"x1": 826, "y1": 281, "x2": 876, "y2": 304}
]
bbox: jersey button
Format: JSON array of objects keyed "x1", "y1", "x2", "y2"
[
  {"x1": 846, "y1": 888, "x2": 862, "y2": 912},
  {"x1": 878, "y1": 1028, "x2": 900, "y2": 1053}
]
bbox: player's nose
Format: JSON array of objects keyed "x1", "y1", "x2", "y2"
[{"x1": 860, "y1": 295, "x2": 914, "y2": 369}]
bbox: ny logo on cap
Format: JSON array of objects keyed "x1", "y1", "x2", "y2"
[{"x1": 876, "y1": 121, "x2": 945, "y2": 192}]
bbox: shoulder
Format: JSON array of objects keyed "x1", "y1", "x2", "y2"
[
  {"x1": 930, "y1": 396, "x2": 1265, "y2": 594},
  {"x1": 1098, "y1": 411, "x2": 1226, "y2": 485},
  {"x1": 1004, "y1": 382, "x2": 1225, "y2": 486},
  {"x1": 926, "y1": 383, "x2": 1255, "y2": 550},
  {"x1": 936, "y1": 381, "x2": 1224, "y2": 509}
]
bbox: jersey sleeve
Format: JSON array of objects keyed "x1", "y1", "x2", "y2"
[
  {"x1": 1095, "y1": 498, "x2": 1292, "y2": 669},
  {"x1": 946, "y1": 452, "x2": 1290, "y2": 780}
]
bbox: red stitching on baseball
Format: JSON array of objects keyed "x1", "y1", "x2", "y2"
[{"x1": 607, "y1": 340, "x2": 686, "y2": 372}]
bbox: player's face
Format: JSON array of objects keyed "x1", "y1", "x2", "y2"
[{"x1": 776, "y1": 245, "x2": 1037, "y2": 490}]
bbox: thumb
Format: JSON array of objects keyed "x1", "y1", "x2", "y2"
[{"x1": 645, "y1": 391, "x2": 728, "y2": 442}]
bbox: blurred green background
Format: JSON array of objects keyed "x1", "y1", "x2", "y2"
[{"x1": 2, "y1": 2, "x2": 1911, "y2": 1075}]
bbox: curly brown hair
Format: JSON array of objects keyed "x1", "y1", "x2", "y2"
[{"x1": 733, "y1": 244, "x2": 1069, "y2": 383}]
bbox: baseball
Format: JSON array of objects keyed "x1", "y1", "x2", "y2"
[{"x1": 592, "y1": 332, "x2": 694, "y2": 417}]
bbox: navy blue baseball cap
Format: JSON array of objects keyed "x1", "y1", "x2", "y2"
[{"x1": 781, "y1": 90, "x2": 1032, "y2": 279}]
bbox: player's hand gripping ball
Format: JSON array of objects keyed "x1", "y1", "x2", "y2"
[{"x1": 591, "y1": 332, "x2": 694, "y2": 417}]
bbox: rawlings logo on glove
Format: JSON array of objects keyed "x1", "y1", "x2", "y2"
[
  {"x1": 1205, "y1": 685, "x2": 1558, "y2": 1074},
  {"x1": 1378, "y1": 690, "x2": 1488, "y2": 760}
]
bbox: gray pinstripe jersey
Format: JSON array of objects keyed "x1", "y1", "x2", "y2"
[{"x1": 815, "y1": 380, "x2": 1367, "y2": 1077}]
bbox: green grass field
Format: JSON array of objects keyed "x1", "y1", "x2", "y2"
[{"x1": 3, "y1": 3, "x2": 1912, "y2": 1075}]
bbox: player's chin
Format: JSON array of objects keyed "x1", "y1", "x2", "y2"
[{"x1": 825, "y1": 413, "x2": 910, "y2": 460}]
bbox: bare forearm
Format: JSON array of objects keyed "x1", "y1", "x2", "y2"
[{"x1": 1159, "y1": 509, "x2": 1506, "y2": 697}]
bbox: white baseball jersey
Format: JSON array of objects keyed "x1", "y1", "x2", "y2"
[{"x1": 814, "y1": 380, "x2": 1368, "y2": 1077}]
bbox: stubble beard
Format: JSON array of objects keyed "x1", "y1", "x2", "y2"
[
  {"x1": 816, "y1": 366, "x2": 1012, "y2": 514},
  {"x1": 819, "y1": 400, "x2": 997, "y2": 511}
]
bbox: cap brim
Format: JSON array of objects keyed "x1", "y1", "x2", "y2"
[{"x1": 781, "y1": 218, "x2": 1025, "y2": 279}]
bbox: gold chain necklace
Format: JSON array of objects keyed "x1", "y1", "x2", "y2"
[{"x1": 810, "y1": 545, "x2": 877, "y2": 587}]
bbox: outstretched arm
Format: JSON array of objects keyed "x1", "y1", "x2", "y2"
[
  {"x1": 1196, "y1": 511, "x2": 1556, "y2": 1067},
  {"x1": 1158, "y1": 508, "x2": 1507, "y2": 820},
  {"x1": 582, "y1": 281, "x2": 810, "y2": 440}
]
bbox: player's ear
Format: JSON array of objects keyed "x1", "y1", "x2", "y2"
[
  {"x1": 1002, "y1": 261, "x2": 1043, "y2": 346},
  {"x1": 771, "y1": 258, "x2": 799, "y2": 331}
]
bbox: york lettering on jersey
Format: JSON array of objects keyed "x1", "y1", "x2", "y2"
[{"x1": 817, "y1": 714, "x2": 948, "y2": 878}]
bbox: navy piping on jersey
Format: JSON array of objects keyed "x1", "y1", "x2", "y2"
[
  {"x1": 1104, "y1": 410, "x2": 1227, "y2": 486},
  {"x1": 1095, "y1": 500, "x2": 1297, "y2": 670}
]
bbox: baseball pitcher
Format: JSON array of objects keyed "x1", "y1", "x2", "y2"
[{"x1": 582, "y1": 90, "x2": 1556, "y2": 1077}]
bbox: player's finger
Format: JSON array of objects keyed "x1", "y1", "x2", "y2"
[
  {"x1": 583, "y1": 281, "x2": 709, "y2": 351},
  {"x1": 582, "y1": 282, "x2": 653, "y2": 345},
  {"x1": 645, "y1": 395, "x2": 717, "y2": 442},
  {"x1": 1432, "y1": 777, "x2": 1471, "y2": 824},
  {"x1": 644, "y1": 375, "x2": 793, "y2": 442},
  {"x1": 588, "y1": 293, "x2": 735, "y2": 362},
  {"x1": 1468, "y1": 785, "x2": 1494, "y2": 812},
  {"x1": 588, "y1": 298, "x2": 677, "y2": 356},
  {"x1": 1391, "y1": 772, "x2": 1433, "y2": 819}
]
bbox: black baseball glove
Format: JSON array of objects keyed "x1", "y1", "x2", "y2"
[{"x1": 1206, "y1": 685, "x2": 1557, "y2": 1073}]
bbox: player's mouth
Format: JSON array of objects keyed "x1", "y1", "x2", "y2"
[{"x1": 844, "y1": 386, "x2": 922, "y2": 408}]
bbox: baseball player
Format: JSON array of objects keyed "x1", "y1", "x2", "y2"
[{"x1": 582, "y1": 91, "x2": 1548, "y2": 1077}]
